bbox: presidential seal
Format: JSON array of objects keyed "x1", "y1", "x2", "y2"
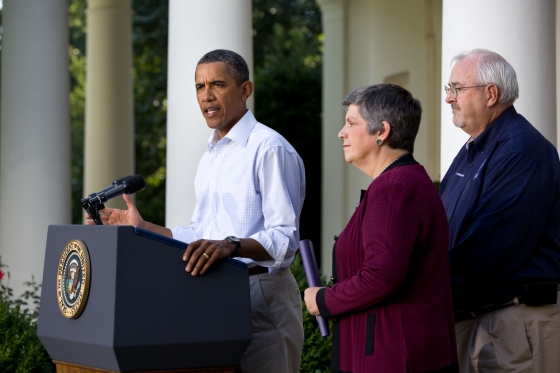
[{"x1": 57, "y1": 239, "x2": 91, "y2": 319}]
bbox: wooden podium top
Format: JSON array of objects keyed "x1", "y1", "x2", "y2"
[{"x1": 54, "y1": 360, "x2": 236, "y2": 373}]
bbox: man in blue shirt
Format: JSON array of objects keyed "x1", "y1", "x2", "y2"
[{"x1": 440, "y1": 49, "x2": 560, "y2": 372}]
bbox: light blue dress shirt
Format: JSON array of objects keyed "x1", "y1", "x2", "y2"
[{"x1": 171, "y1": 110, "x2": 306, "y2": 274}]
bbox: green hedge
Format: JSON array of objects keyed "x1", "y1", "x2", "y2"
[
  {"x1": 291, "y1": 253, "x2": 332, "y2": 373},
  {"x1": 0, "y1": 302, "x2": 55, "y2": 372},
  {"x1": 0, "y1": 264, "x2": 55, "y2": 373}
]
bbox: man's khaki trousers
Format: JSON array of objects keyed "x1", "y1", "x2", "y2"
[{"x1": 455, "y1": 292, "x2": 560, "y2": 373}]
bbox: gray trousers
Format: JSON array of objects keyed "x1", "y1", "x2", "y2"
[
  {"x1": 239, "y1": 267, "x2": 304, "y2": 373},
  {"x1": 455, "y1": 291, "x2": 560, "y2": 373}
]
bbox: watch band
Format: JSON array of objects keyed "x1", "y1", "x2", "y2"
[{"x1": 226, "y1": 236, "x2": 242, "y2": 257}]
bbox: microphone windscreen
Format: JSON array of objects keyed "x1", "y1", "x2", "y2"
[
  {"x1": 125, "y1": 174, "x2": 146, "y2": 194},
  {"x1": 114, "y1": 175, "x2": 134, "y2": 185}
]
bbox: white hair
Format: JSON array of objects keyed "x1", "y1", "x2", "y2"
[{"x1": 452, "y1": 49, "x2": 519, "y2": 106}]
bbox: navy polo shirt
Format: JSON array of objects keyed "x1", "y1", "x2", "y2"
[{"x1": 440, "y1": 106, "x2": 560, "y2": 310}]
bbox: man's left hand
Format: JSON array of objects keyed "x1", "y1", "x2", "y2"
[{"x1": 183, "y1": 239, "x2": 234, "y2": 276}]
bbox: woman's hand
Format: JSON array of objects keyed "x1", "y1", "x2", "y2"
[{"x1": 304, "y1": 287, "x2": 323, "y2": 316}]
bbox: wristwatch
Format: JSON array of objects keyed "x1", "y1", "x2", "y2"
[{"x1": 226, "y1": 236, "x2": 242, "y2": 257}]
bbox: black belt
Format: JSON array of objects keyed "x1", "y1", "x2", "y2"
[
  {"x1": 454, "y1": 298, "x2": 522, "y2": 323},
  {"x1": 248, "y1": 266, "x2": 269, "y2": 276},
  {"x1": 455, "y1": 283, "x2": 560, "y2": 323}
]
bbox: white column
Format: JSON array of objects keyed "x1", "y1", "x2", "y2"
[
  {"x1": 84, "y1": 0, "x2": 134, "y2": 210},
  {"x1": 166, "y1": 0, "x2": 253, "y2": 228},
  {"x1": 0, "y1": 0, "x2": 70, "y2": 297},
  {"x1": 317, "y1": 0, "x2": 346, "y2": 279},
  {"x1": 441, "y1": 0, "x2": 556, "y2": 175}
]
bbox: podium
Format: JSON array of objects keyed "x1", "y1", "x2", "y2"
[{"x1": 37, "y1": 225, "x2": 252, "y2": 373}]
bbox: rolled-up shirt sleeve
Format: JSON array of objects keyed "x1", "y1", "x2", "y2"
[
  {"x1": 170, "y1": 223, "x2": 200, "y2": 244},
  {"x1": 250, "y1": 146, "x2": 305, "y2": 274}
]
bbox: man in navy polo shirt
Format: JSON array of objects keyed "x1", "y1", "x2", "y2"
[{"x1": 440, "y1": 49, "x2": 560, "y2": 373}]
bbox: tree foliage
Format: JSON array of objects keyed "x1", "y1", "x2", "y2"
[
  {"x1": 130, "y1": 0, "x2": 169, "y2": 226},
  {"x1": 69, "y1": 0, "x2": 87, "y2": 224},
  {"x1": 253, "y1": 0, "x2": 323, "y2": 255},
  {"x1": 69, "y1": 0, "x2": 169, "y2": 225}
]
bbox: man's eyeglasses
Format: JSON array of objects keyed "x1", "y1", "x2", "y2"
[{"x1": 444, "y1": 84, "x2": 487, "y2": 98}]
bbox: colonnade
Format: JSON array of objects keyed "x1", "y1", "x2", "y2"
[{"x1": 0, "y1": 0, "x2": 557, "y2": 292}]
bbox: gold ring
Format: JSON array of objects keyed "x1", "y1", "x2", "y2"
[{"x1": 202, "y1": 253, "x2": 210, "y2": 260}]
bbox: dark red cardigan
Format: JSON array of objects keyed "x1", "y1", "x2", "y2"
[{"x1": 318, "y1": 164, "x2": 458, "y2": 373}]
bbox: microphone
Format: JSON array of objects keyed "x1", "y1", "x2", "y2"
[
  {"x1": 81, "y1": 174, "x2": 145, "y2": 225},
  {"x1": 87, "y1": 174, "x2": 145, "y2": 206},
  {"x1": 86, "y1": 175, "x2": 135, "y2": 201}
]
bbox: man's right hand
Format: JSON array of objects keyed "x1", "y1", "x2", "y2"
[
  {"x1": 85, "y1": 194, "x2": 145, "y2": 227},
  {"x1": 183, "y1": 239, "x2": 235, "y2": 276}
]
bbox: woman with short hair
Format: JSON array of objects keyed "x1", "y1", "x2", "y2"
[{"x1": 304, "y1": 84, "x2": 458, "y2": 373}]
